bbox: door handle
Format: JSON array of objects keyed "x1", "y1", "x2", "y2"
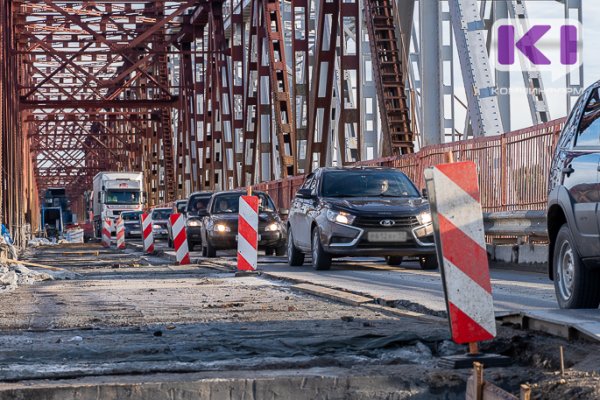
[{"x1": 562, "y1": 166, "x2": 575, "y2": 175}]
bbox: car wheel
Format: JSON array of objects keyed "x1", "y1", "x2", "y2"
[
  {"x1": 419, "y1": 255, "x2": 438, "y2": 270},
  {"x1": 275, "y1": 243, "x2": 287, "y2": 257},
  {"x1": 554, "y1": 224, "x2": 600, "y2": 309},
  {"x1": 168, "y1": 238, "x2": 173, "y2": 248},
  {"x1": 288, "y1": 230, "x2": 305, "y2": 266},
  {"x1": 264, "y1": 247, "x2": 274, "y2": 256},
  {"x1": 205, "y1": 240, "x2": 216, "y2": 258},
  {"x1": 385, "y1": 256, "x2": 403, "y2": 266},
  {"x1": 201, "y1": 245, "x2": 207, "y2": 257},
  {"x1": 311, "y1": 227, "x2": 331, "y2": 270}
]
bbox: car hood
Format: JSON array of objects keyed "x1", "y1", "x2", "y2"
[
  {"x1": 324, "y1": 197, "x2": 429, "y2": 214},
  {"x1": 211, "y1": 213, "x2": 278, "y2": 223}
]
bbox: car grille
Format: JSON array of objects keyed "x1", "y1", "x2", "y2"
[{"x1": 353, "y1": 216, "x2": 419, "y2": 229}]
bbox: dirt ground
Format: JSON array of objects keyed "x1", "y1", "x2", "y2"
[{"x1": 0, "y1": 243, "x2": 597, "y2": 399}]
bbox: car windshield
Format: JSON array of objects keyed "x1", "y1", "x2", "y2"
[
  {"x1": 187, "y1": 195, "x2": 212, "y2": 215},
  {"x1": 121, "y1": 212, "x2": 142, "y2": 221},
  {"x1": 210, "y1": 193, "x2": 275, "y2": 214},
  {"x1": 176, "y1": 201, "x2": 187, "y2": 213},
  {"x1": 321, "y1": 170, "x2": 419, "y2": 198},
  {"x1": 151, "y1": 209, "x2": 172, "y2": 220},
  {"x1": 106, "y1": 190, "x2": 140, "y2": 205}
]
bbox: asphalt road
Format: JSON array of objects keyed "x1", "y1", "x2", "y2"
[{"x1": 145, "y1": 238, "x2": 558, "y2": 314}]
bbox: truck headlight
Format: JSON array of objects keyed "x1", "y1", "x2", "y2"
[
  {"x1": 187, "y1": 219, "x2": 201, "y2": 227},
  {"x1": 214, "y1": 223, "x2": 230, "y2": 233},
  {"x1": 265, "y1": 223, "x2": 280, "y2": 232},
  {"x1": 326, "y1": 209, "x2": 355, "y2": 225},
  {"x1": 417, "y1": 211, "x2": 432, "y2": 225},
  {"x1": 152, "y1": 224, "x2": 161, "y2": 230}
]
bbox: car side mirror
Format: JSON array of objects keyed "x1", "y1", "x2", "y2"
[
  {"x1": 296, "y1": 188, "x2": 314, "y2": 199},
  {"x1": 279, "y1": 208, "x2": 289, "y2": 216},
  {"x1": 421, "y1": 188, "x2": 428, "y2": 199}
]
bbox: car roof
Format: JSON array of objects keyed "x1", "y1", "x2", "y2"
[
  {"x1": 212, "y1": 190, "x2": 267, "y2": 196},
  {"x1": 189, "y1": 191, "x2": 213, "y2": 197},
  {"x1": 152, "y1": 207, "x2": 172, "y2": 211},
  {"x1": 318, "y1": 166, "x2": 400, "y2": 172},
  {"x1": 121, "y1": 210, "x2": 142, "y2": 214}
]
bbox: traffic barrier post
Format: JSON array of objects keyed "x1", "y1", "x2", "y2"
[
  {"x1": 237, "y1": 195, "x2": 258, "y2": 271},
  {"x1": 424, "y1": 161, "x2": 510, "y2": 368},
  {"x1": 169, "y1": 213, "x2": 190, "y2": 265},
  {"x1": 116, "y1": 216, "x2": 126, "y2": 250},
  {"x1": 141, "y1": 213, "x2": 155, "y2": 254},
  {"x1": 101, "y1": 218, "x2": 111, "y2": 248}
]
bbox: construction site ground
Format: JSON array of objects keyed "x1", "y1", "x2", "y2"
[{"x1": 0, "y1": 242, "x2": 597, "y2": 399}]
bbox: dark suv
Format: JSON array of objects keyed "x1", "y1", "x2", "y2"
[
  {"x1": 200, "y1": 191, "x2": 287, "y2": 257},
  {"x1": 184, "y1": 191, "x2": 213, "y2": 250},
  {"x1": 287, "y1": 167, "x2": 436, "y2": 270},
  {"x1": 548, "y1": 82, "x2": 600, "y2": 309}
]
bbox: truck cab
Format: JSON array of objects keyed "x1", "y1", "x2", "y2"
[{"x1": 92, "y1": 172, "x2": 145, "y2": 237}]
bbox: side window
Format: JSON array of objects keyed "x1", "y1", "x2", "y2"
[
  {"x1": 308, "y1": 175, "x2": 318, "y2": 194},
  {"x1": 576, "y1": 88, "x2": 600, "y2": 147},
  {"x1": 300, "y1": 175, "x2": 314, "y2": 191}
]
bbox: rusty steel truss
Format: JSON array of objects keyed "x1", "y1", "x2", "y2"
[{"x1": 5, "y1": 0, "x2": 415, "y2": 236}]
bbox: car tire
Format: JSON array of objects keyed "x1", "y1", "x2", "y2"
[
  {"x1": 288, "y1": 230, "x2": 305, "y2": 266},
  {"x1": 385, "y1": 256, "x2": 403, "y2": 266},
  {"x1": 201, "y1": 245, "x2": 207, "y2": 257},
  {"x1": 553, "y1": 224, "x2": 600, "y2": 309},
  {"x1": 168, "y1": 238, "x2": 173, "y2": 248},
  {"x1": 275, "y1": 243, "x2": 287, "y2": 257},
  {"x1": 264, "y1": 248, "x2": 275, "y2": 256},
  {"x1": 311, "y1": 227, "x2": 331, "y2": 270},
  {"x1": 419, "y1": 255, "x2": 438, "y2": 270}
]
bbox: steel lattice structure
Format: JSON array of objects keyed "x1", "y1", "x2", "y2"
[{"x1": 0, "y1": 0, "x2": 583, "y2": 244}]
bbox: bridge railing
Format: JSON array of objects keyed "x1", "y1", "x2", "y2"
[{"x1": 254, "y1": 118, "x2": 565, "y2": 214}]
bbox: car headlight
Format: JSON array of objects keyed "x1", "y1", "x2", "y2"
[
  {"x1": 152, "y1": 224, "x2": 161, "y2": 230},
  {"x1": 214, "y1": 223, "x2": 230, "y2": 233},
  {"x1": 187, "y1": 219, "x2": 201, "y2": 227},
  {"x1": 326, "y1": 209, "x2": 355, "y2": 225},
  {"x1": 417, "y1": 211, "x2": 432, "y2": 225},
  {"x1": 265, "y1": 223, "x2": 280, "y2": 232}
]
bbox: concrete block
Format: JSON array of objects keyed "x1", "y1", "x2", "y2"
[
  {"x1": 517, "y1": 244, "x2": 549, "y2": 265},
  {"x1": 490, "y1": 245, "x2": 517, "y2": 264}
]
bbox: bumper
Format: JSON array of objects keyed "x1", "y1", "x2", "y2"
[
  {"x1": 186, "y1": 226, "x2": 203, "y2": 243},
  {"x1": 207, "y1": 230, "x2": 286, "y2": 250},
  {"x1": 320, "y1": 220, "x2": 436, "y2": 257},
  {"x1": 152, "y1": 229, "x2": 169, "y2": 239}
]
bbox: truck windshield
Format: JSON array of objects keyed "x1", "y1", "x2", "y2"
[
  {"x1": 322, "y1": 170, "x2": 420, "y2": 198},
  {"x1": 106, "y1": 190, "x2": 140, "y2": 205}
]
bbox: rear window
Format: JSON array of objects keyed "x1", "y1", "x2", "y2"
[
  {"x1": 321, "y1": 170, "x2": 419, "y2": 198},
  {"x1": 151, "y1": 209, "x2": 173, "y2": 220},
  {"x1": 121, "y1": 212, "x2": 142, "y2": 221}
]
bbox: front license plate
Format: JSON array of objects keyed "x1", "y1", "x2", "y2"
[
  {"x1": 235, "y1": 235, "x2": 262, "y2": 241},
  {"x1": 367, "y1": 231, "x2": 407, "y2": 242},
  {"x1": 130, "y1": 230, "x2": 140, "y2": 235}
]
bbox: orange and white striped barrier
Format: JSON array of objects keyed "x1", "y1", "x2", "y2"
[
  {"x1": 169, "y1": 213, "x2": 190, "y2": 265},
  {"x1": 424, "y1": 161, "x2": 496, "y2": 344},
  {"x1": 116, "y1": 216, "x2": 126, "y2": 250},
  {"x1": 101, "y1": 218, "x2": 112, "y2": 248},
  {"x1": 141, "y1": 213, "x2": 155, "y2": 254},
  {"x1": 237, "y1": 195, "x2": 258, "y2": 271}
]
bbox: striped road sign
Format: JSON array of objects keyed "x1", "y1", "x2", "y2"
[
  {"x1": 169, "y1": 213, "x2": 190, "y2": 265},
  {"x1": 237, "y1": 195, "x2": 258, "y2": 271},
  {"x1": 116, "y1": 216, "x2": 126, "y2": 249},
  {"x1": 141, "y1": 213, "x2": 155, "y2": 254},
  {"x1": 424, "y1": 161, "x2": 496, "y2": 344},
  {"x1": 101, "y1": 218, "x2": 112, "y2": 248}
]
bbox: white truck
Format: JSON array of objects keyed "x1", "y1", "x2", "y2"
[{"x1": 92, "y1": 172, "x2": 145, "y2": 237}]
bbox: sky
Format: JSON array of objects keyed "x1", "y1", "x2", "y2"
[{"x1": 452, "y1": 0, "x2": 600, "y2": 133}]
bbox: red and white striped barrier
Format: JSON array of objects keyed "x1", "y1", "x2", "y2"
[
  {"x1": 237, "y1": 195, "x2": 258, "y2": 271},
  {"x1": 101, "y1": 218, "x2": 112, "y2": 248},
  {"x1": 116, "y1": 216, "x2": 126, "y2": 250},
  {"x1": 141, "y1": 213, "x2": 155, "y2": 254},
  {"x1": 424, "y1": 161, "x2": 496, "y2": 344},
  {"x1": 169, "y1": 213, "x2": 190, "y2": 265}
]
